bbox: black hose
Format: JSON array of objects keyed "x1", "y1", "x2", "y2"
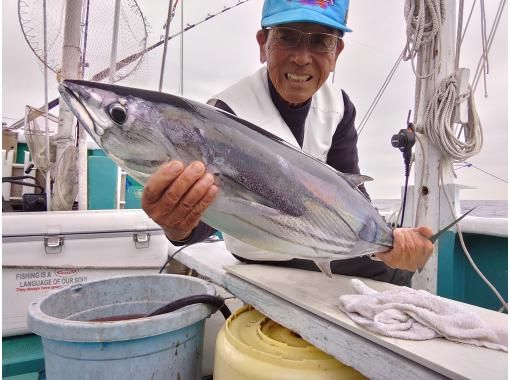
[
  {"x1": 399, "y1": 163, "x2": 411, "y2": 227},
  {"x1": 3, "y1": 175, "x2": 37, "y2": 181},
  {"x1": 145, "y1": 294, "x2": 231, "y2": 320},
  {"x1": 25, "y1": 163, "x2": 35, "y2": 174},
  {"x1": 158, "y1": 235, "x2": 222, "y2": 273},
  {"x1": 3, "y1": 175, "x2": 44, "y2": 193},
  {"x1": 158, "y1": 244, "x2": 189, "y2": 273},
  {"x1": 2, "y1": 179, "x2": 44, "y2": 193},
  {"x1": 391, "y1": 120, "x2": 415, "y2": 227}
]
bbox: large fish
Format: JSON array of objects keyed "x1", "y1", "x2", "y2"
[{"x1": 58, "y1": 80, "x2": 467, "y2": 276}]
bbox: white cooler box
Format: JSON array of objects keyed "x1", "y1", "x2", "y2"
[{"x1": 2, "y1": 209, "x2": 168, "y2": 336}]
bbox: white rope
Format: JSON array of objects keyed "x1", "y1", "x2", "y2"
[
  {"x1": 460, "y1": 0, "x2": 477, "y2": 44},
  {"x1": 460, "y1": 161, "x2": 509, "y2": 183},
  {"x1": 403, "y1": 0, "x2": 445, "y2": 78},
  {"x1": 404, "y1": 0, "x2": 504, "y2": 312},
  {"x1": 454, "y1": 0, "x2": 464, "y2": 71},
  {"x1": 439, "y1": 160, "x2": 508, "y2": 312},
  {"x1": 420, "y1": 74, "x2": 483, "y2": 163},
  {"x1": 356, "y1": 50, "x2": 404, "y2": 135},
  {"x1": 472, "y1": 0, "x2": 507, "y2": 94},
  {"x1": 413, "y1": 136, "x2": 506, "y2": 312},
  {"x1": 356, "y1": 0, "x2": 447, "y2": 135},
  {"x1": 415, "y1": 0, "x2": 504, "y2": 174},
  {"x1": 479, "y1": 0, "x2": 489, "y2": 97}
]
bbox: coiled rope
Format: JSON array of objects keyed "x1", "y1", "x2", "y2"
[
  {"x1": 405, "y1": 0, "x2": 483, "y2": 164},
  {"x1": 421, "y1": 74, "x2": 483, "y2": 163},
  {"x1": 404, "y1": 0, "x2": 507, "y2": 311},
  {"x1": 403, "y1": 0, "x2": 445, "y2": 78}
]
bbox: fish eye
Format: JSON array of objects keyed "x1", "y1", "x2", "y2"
[{"x1": 107, "y1": 103, "x2": 127, "y2": 124}]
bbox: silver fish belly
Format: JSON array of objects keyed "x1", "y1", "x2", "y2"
[{"x1": 59, "y1": 80, "x2": 394, "y2": 276}]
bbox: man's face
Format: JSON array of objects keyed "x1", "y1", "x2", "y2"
[{"x1": 256, "y1": 22, "x2": 344, "y2": 106}]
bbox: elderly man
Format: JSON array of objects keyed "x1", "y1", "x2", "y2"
[{"x1": 142, "y1": 0, "x2": 433, "y2": 285}]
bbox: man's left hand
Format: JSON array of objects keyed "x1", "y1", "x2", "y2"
[{"x1": 374, "y1": 227, "x2": 434, "y2": 272}]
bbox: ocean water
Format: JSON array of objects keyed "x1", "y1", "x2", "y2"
[{"x1": 373, "y1": 199, "x2": 508, "y2": 218}]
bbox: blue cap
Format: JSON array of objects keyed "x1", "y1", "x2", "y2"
[{"x1": 261, "y1": 0, "x2": 352, "y2": 33}]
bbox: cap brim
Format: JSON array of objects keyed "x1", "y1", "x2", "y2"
[{"x1": 261, "y1": 9, "x2": 352, "y2": 33}]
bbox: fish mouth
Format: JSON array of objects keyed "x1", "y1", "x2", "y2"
[{"x1": 58, "y1": 81, "x2": 104, "y2": 138}]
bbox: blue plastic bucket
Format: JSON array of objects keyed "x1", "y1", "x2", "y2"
[{"x1": 28, "y1": 274, "x2": 215, "y2": 380}]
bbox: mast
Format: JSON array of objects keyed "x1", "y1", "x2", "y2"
[{"x1": 411, "y1": 1, "x2": 457, "y2": 293}]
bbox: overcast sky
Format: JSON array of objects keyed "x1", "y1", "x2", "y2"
[{"x1": 2, "y1": 0, "x2": 508, "y2": 200}]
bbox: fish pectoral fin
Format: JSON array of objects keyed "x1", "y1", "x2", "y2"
[
  {"x1": 218, "y1": 173, "x2": 278, "y2": 209},
  {"x1": 340, "y1": 173, "x2": 373, "y2": 188},
  {"x1": 219, "y1": 195, "x2": 282, "y2": 217},
  {"x1": 313, "y1": 259, "x2": 333, "y2": 277},
  {"x1": 349, "y1": 240, "x2": 389, "y2": 258}
]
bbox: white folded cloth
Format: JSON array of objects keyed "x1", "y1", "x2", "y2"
[{"x1": 338, "y1": 279, "x2": 508, "y2": 352}]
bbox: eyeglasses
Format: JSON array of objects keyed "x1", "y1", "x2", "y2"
[{"x1": 267, "y1": 26, "x2": 341, "y2": 54}]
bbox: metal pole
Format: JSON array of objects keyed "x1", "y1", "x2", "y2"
[
  {"x1": 81, "y1": 0, "x2": 91, "y2": 78},
  {"x1": 109, "y1": 0, "x2": 122, "y2": 83},
  {"x1": 159, "y1": 0, "x2": 174, "y2": 92},
  {"x1": 179, "y1": 0, "x2": 184, "y2": 95},
  {"x1": 43, "y1": 0, "x2": 51, "y2": 211},
  {"x1": 109, "y1": 0, "x2": 122, "y2": 209}
]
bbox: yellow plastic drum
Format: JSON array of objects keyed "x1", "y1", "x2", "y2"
[{"x1": 213, "y1": 305, "x2": 366, "y2": 380}]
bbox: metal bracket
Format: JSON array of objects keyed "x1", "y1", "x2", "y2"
[
  {"x1": 133, "y1": 232, "x2": 151, "y2": 249},
  {"x1": 44, "y1": 235, "x2": 64, "y2": 254}
]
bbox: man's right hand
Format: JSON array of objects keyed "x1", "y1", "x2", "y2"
[{"x1": 141, "y1": 160, "x2": 218, "y2": 241}]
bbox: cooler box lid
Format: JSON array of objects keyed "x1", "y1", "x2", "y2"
[{"x1": 3, "y1": 209, "x2": 162, "y2": 238}]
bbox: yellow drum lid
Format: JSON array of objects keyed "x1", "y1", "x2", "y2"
[{"x1": 223, "y1": 304, "x2": 365, "y2": 376}]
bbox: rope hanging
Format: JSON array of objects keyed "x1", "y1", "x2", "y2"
[
  {"x1": 421, "y1": 74, "x2": 483, "y2": 163},
  {"x1": 404, "y1": 0, "x2": 483, "y2": 164},
  {"x1": 403, "y1": 0, "x2": 446, "y2": 78}
]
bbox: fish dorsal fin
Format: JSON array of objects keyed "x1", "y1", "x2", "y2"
[
  {"x1": 64, "y1": 80, "x2": 200, "y2": 114},
  {"x1": 313, "y1": 259, "x2": 333, "y2": 277},
  {"x1": 341, "y1": 173, "x2": 373, "y2": 188}
]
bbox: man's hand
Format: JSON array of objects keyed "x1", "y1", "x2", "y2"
[
  {"x1": 141, "y1": 160, "x2": 218, "y2": 241},
  {"x1": 374, "y1": 226, "x2": 434, "y2": 272}
]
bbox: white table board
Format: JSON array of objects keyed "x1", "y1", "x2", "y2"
[{"x1": 171, "y1": 241, "x2": 508, "y2": 380}]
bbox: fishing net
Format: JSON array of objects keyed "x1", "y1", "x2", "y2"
[
  {"x1": 24, "y1": 106, "x2": 58, "y2": 176},
  {"x1": 18, "y1": 0, "x2": 149, "y2": 83},
  {"x1": 51, "y1": 145, "x2": 79, "y2": 211},
  {"x1": 23, "y1": 106, "x2": 81, "y2": 211}
]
